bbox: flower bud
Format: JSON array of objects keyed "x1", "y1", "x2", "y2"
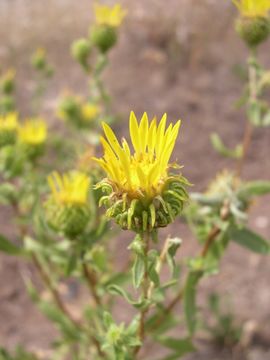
[
  {"x1": 236, "y1": 16, "x2": 270, "y2": 47},
  {"x1": 71, "y1": 38, "x2": 92, "y2": 70},
  {"x1": 0, "y1": 113, "x2": 18, "y2": 148},
  {"x1": 0, "y1": 69, "x2": 16, "y2": 95},
  {"x1": 45, "y1": 171, "x2": 91, "y2": 238},
  {"x1": 90, "y1": 25, "x2": 117, "y2": 53},
  {"x1": 31, "y1": 48, "x2": 47, "y2": 71}
]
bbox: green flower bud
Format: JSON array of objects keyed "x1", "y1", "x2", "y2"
[
  {"x1": 45, "y1": 200, "x2": 91, "y2": 238},
  {"x1": 0, "y1": 69, "x2": 16, "y2": 95},
  {"x1": 90, "y1": 25, "x2": 117, "y2": 53},
  {"x1": 31, "y1": 48, "x2": 47, "y2": 71},
  {"x1": 0, "y1": 113, "x2": 18, "y2": 148},
  {"x1": 45, "y1": 171, "x2": 91, "y2": 238},
  {"x1": 71, "y1": 38, "x2": 92, "y2": 70},
  {"x1": 98, "y1": 176, "x2": 189, "y2": 232},
  {"x1": 236, "y1": 16, "x2": 270, "y2": 47}
]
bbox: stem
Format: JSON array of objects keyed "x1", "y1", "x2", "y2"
[
  {"x1": 32, "y1": 252, "x2": 81, "y2": 327},
  {"x1": 148, "y1": 237, "x2": 170, "y2": 299},
  {"x1": 82, "y1": 261, "x2": 101, "y2": 306},
  {"x1": 134, "y1": 230, "x2": 151, "y2": 357},
  {"x1": 32, "y1": 253, "x2": 105, "y2": 358},
  {"x1": 236, "y1": 50, "x2": 257, "y2": 177}
]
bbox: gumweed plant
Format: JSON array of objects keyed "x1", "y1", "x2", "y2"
[{"x1": 0, "y1": 2, "x2": 270, "y2": 360}]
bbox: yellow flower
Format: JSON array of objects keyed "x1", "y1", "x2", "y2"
[
  {"x1": 94, "y1": 111, "x2": 181, "y2": 200},
  {"x1": 233, "y1": 0, "x2": 270, "y2": 17},
  {"x1": 19, "y1": 119, "x2": 47, "y2": 145},
  {"x1": 48, "y1": 171, "x2": 90, "y2": 206},
  {"x1": 0, "y1": 112, "x2": 18, "y2": 132},
  {"x1": 94, "y1": 3, "x2": 127, "y2": 27},
  {"x1": 81, "y1": 103, "x2": 101, "y2": 122}
]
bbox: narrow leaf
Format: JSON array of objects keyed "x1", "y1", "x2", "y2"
[
  {"x1": 0, "y1": 235, "x2": 24, "y2": 256},
  {"x1": 132, "y1": 255, "x2": 145, "y2": 289},
  {"x1": 184, "y1": 271, "x2": 202, "y2": 336},
  {"x1": 229, "y1": 226, "x2": 270, "y2": 254}
]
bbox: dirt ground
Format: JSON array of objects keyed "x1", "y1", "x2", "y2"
[{"x1": 0, "y1": 0, "x2": 270, "y2": 359}]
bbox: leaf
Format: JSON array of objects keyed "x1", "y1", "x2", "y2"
[
  {"x1": 210, "y1": 133, "x2": 242, "y2": 159},
  {"x1": 0, "y1": 234, "x2": 24, "y2": 256},
  {"x1": 229, "y1": 226, "x2": 270, "y2": 254},
  {"x1": 166, "y1": 238, "x2": 182, "y2": 276},
  {"x1": 184, "y1": 271, "x2": 203, "y2": 336},
  {"x1": 237, "y1": 181, "x2": 270, "y2": 199},
  {"x1": 132, "y1": 255, "x2": 145, "y2": 289},
  {"x1": 107, "y1": 284, "x2": 149, "y2": 309},
  {"x1": 157, "y1": 336, "x2": 195, "y2": 355},
  {"x1": 247, "y1": 100, "x2": 261, "y2": 126}
]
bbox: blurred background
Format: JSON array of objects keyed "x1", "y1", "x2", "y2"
[{"x1": 0, "y1": 0, "x2": 269, "y2": 359}]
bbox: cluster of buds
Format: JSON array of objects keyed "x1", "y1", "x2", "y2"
[
  {"x1": 94, "y1": 112, "x2": 189, "y2": 232},
  {"x1": 0, "y1": 113, "x2": 18, "y2": 148},
  {"x1": 233, "y1": 0, "x2": 270, "y2": 47},
  {"x1": 18, "y1": 119, "x2": 47, "y2": 160},
  {"x1": 71, "y1": 3, "x2": 126, "y2": 72},
  {"x1": 58, "y1": 92, "x2": 101, "y2": 128},
  {"x1": 45, "y1": 171, "x2": 91, "y2": 238}
]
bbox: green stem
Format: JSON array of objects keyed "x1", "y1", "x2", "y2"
[
  {"x1": 134, "y1": 230, "x2": 151, "y2": 357},
  {"x1": 236, "y1": 49, "x2": 258, "y2": 177}
]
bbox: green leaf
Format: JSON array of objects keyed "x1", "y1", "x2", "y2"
[
  {"x1": 210, "y1": 133, "x2": 242, "y2": 159},
  {"x1": 247, "y1": 100, "x2": 261, "y2": 126},
  {"x1": 184, "y1": 271, "x2": 203, "y2": 336},
  {"x1": 107, "y1": 284, "x2": 149, "y2": 309},
  {"x1": 0, "y1": 234, "x2": 24, "y2": 256},
  {"x1": 229, "y1": 226, "x2": 270, "y2": 254},
  {"x1": 157, "y1": 336, "x2": 195, "y2": 354},
  {"x1": 166, "y1": 238, "x2": 182, "y2": 276},
  {"x1": 237, "y1": 181, "x2": 270, "y2": 199},
  {"x1": 132, "y1": 255, "x2": 145, "y2": 289}
]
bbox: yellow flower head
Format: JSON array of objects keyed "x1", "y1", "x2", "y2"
[
  {"x1": 0, "y1": 112, "x2": 18, "y2": 132},
  {"x1": 18, "y1": 119, "x2": 47, "y2": 145},
  {"x1": 94, "y1": 112, "x2": 181, "y2": 200},
  {"x1": 233, "y1": 0, "x2": 270, "y2": 17},
  {"x1": 81, "y1": 103, "x2": 101, "y2": 122},
  {"x1": 48, "y1": 171, "x2": 90, "y2": 206},
  {"x1": 94, "y1": 3, "x2": 127, "y2": 27}
]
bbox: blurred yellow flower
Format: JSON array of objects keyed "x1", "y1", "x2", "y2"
[
  {"x1": 233, "y1": 0, "x2": 270, "y2": 17},
  {"x1": 48, "y1": 171, "x2": 90, "y2": 206},
  {"x1": 94, "y1": 111, "x2": 181, "y2": 199},
  {"x1": 0, "y1": 112, "x2": 18, "y2": 132},
  {"x1": 94, "y1": 3, "x2": 127, "y2": 27},
  {"x1": 81, "y1": 103, "x2": 101, "y2": 122},
  {"x1": 19, "y1": 119, "x2": 47, "y2": 145}
]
